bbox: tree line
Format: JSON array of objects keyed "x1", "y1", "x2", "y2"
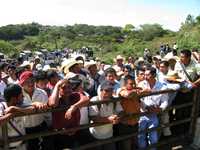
[{"x1": 0, "y1": 14, "x2": 200, "y2": 61}]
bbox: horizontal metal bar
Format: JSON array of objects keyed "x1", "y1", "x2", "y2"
[{"x1": 6, "y1": 117, "x2": 191, "y2": 145}]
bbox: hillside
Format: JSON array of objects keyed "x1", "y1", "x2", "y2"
[{"x1": 0, "y1": 14, "x2": 200, "y2": 62}]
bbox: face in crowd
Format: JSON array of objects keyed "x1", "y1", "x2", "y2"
[
  {"x1": 125, "y1": 78, "x2": 136, "y2": 90},
  {"x1": 145, "y1": 69, "x2": 156, "y2": 82},
  {"x1": 159, "y1": 61, "x2": 169, "y2": 75},
  {"x1": 36, "y1": 79, "x2": 48, "y2": 90},
  {"x1": 137, "y1": 70, "x2": 145, "y2": 82},
  {"x1": 105, "y1": 73, "x2": 116, "y2": 84},
  {"x1": 116, "y1": 58, "x2": 123, "y2": 66},
  {"x1": 69, "y1": 64, "x2": 80, "y2": 74},
  {"x1": 100, "y1": 88, "x2": 113, "y2": 101},
  {"x1": 180, "y1": 53, "x2": 190, "y2": 65},
  {"x1": 59, "y1": 82, "x2": 73, "y2": 98},
  {"x1": 22, "y1": 77, "x2": 35, "y2": 94},
  {"x1": 88, "y1": 64, "x2": 97, "y2": 75}
]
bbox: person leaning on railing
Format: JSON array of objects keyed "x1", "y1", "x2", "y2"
[
  {"x1": 0, "y1": 84, "x2": 45, "y2": 150},
  {"x1": 19, "y1": 71, "x2": 50, "y2": 150},
  {"x1": 173, "y1": 49, "x2": 200, "y2": 134},
  {"x1": 137, "y1": 67, "x2": 169, "y2": 150},
  {"x1": 48, "y1": 77, "x2": 89, "y2": 150},
  {"x1": 117, "y1": 75, "x2": 141, "y2": 150},
  {"x1": 89, "y1": 80, "x2": 123, "y2": 150}
]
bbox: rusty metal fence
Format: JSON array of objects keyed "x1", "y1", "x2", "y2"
[{"x1": 0, "y1": 89, "x2": 199, "y2": 150}]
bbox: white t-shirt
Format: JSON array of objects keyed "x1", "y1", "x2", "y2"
[
  {"x1": 7, "y1": 77, "x2": 18, "y2": 84},
  {"x1": 23, "y1": 88, "x2": 49, "y2": 128},
  {"x1": 89, "y1": 96, "x2": 122, "y2": 139}
]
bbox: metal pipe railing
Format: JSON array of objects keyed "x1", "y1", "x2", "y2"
[{"x1": 0, "y1": 88, "x2": 199, "y2": 150}]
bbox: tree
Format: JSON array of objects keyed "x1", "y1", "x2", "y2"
[
  {"x1": 123, "y1": 24, "x2": 135, "y2": 33},
  {"x1": 196, "y1": 15, "x2": 200, "y2": 24},
  {"x1": 139, "y1": 24, "x2": 166, "y2": 41},
  {"x1": 0, "y1": 40, "x2": 15, "y2": 54}
]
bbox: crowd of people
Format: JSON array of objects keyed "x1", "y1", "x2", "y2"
[{"x1": 0, "y1": 46, "x2": 200, "y2": 150}]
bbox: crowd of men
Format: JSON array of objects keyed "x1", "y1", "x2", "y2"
[{"x1": 0, "y1": 46, "x2": 200, "y2": 150}]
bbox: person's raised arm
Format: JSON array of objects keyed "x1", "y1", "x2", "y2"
[
  {"x1": 48, "y1": 79, "x2": 67, "y2": 107},
  {"x1": 65, "y1": 92, "x2": 90, "y2": 119}
]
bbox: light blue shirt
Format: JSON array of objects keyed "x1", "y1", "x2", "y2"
[{"x1": 138, "y1": 80, "x2": 169, "y2": 112}]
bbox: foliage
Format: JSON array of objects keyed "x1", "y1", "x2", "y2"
[
  {"x1": 0, "y1": 40, "x2": 16, "y2": 55},
  {"x1": 0, "y1": 14, "x2": 200, "y2": 61}
]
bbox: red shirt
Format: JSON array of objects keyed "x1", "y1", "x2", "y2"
[{"x1": 52, "y1": 93, "x2": 80, "y2": 129}]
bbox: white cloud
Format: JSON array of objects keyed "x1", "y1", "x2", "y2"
[{"x1": 0, "y1": 0, "x2": 195, "y2": 31}]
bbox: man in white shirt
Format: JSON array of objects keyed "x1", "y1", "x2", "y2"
[
  {"x1": 173, "y1": 49, "x2": 200, "y2": 134},
  {"x1": 138, "y1": 67, "x2": 168, "y2": 150},
  {"x1": 0, "y1": 84, "x2": 41, "y2": 150},
  {"x1": 174, "y1": 49, "x2": 200, "y2": 86},
  {"x1": 89, "y1": 80, "x2": 123, "y2": 150},
  {"x1": 7, "y1": 65, "x2": 18, "y2": 84},
  {"x1": 97, "y1": 68, "x2": 120, "y2": 98},
  {"x1": 19, "y1": 71, "x2": 50, "y2": 150},
  {"x1": 158, "y1": 60, "x2": 181, "y2": 137}
]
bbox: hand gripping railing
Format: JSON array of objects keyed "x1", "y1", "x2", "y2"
[{"x1": 0, "y1": 88, "x2": 199, "y2": 150}]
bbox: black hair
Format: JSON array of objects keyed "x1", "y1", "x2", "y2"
[
  {"x1": 0, "y1": 62, "x2": 8, "y2": 71},
  {"x1": 180, "y1": 49, "x2": 191, "y2": 58},
  {"x1": 75, "y1": 56, "x2": 84, "y2": 61},
  {"x1": 34, "y1": 70, "x2": 47, "y2": 82},
  {"x1": 192, "y1": 48, "x2": 198, "y2": 52},
  {"x1": 146, "y1": 67, "x2": 157, "y2": 78},
  {"x1": 136, "y1": 67, "x2": 145, "y2": 76},
  {"x1": 172, "y1": 49, "x2": 177, "y2": 56},
  {"x1": 4, "y1": 84, "x2": 22, "y2": 103},
  {"x1": 47, "y1": 70, "x2": 59, "y2": 80},
  {"x1": 160, "y1": 60, "x2": 169, "y2": 67},
  {"x1": 7, "y1": 65, "x2": 16, "y2": 71},
  {"x1": 124, "y1": 75, "x2": 135, "y2": 84},
  {"x1": 104, "y1": 67, "x2": 117, "y2": 77},
  {"x1": 15, "y1": 67, "x2": 26, "y2": 79},
  {"x1": 124, "y1": 65, "x2": 132, "y2": 72}
]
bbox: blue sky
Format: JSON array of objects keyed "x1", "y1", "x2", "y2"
[
  {"x1": 0, "y1": 0, "x2": 199, "y2": 31},
  {"x1": 127, "y1": 0, "x2": 200, "y2": 30}
]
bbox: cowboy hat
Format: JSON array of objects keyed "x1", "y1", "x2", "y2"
[
  {"x1": 61, "y1": 59, "x2": 78, "y2": 74},
  {"x1": 84, "y1": 60, "x2": 96, "y2": 69},
  {"x1": 165, "y1": 71, "x2": 184, "y2": 83}
]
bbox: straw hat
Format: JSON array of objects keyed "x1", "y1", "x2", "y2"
[
  {"x1": 116, "y1": 55, "x2": 124, "y2": 60},
  {"x1": 164, "y1": 54, "x2": 179, "y2": 62},
  {"x1": 165, "y1": 71, "x2": 184, "y2": 83},
  {"x1": 113, "y1": 55, "x2": 125, "y2": 63},
  {"x1": 138, "y1": 57, "x2": 144, "y2": 62},
  {"x1": 84, "y1": 60, "x2": 96, "y2": 69},
  {"x1": 61, "y1": 59, "x2": 78, "y2": 74}
]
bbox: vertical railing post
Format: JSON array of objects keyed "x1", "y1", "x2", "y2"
[
  {"x1": 189, "y1": 89, "x2": 200, "y2": 139},
  {"x1": 2, "y1": 123, "x2": 9, "y2": 150}
]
